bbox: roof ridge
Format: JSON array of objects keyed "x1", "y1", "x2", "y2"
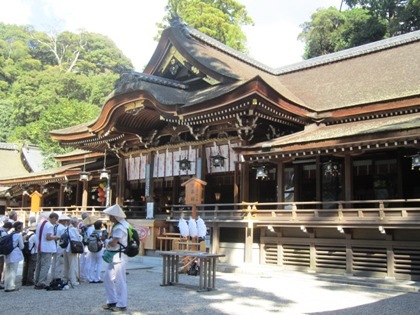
[
  {"x1": 117, "y1": 71, "x2": 188, "y2": 90},
  {"x1": 180, "y1": 22, "x2": 420, "y2": 76},
  {"x1": 183, "y1": 25, "x2": 276, "y2": 74},
  {"x1": 0, "y1": 143, "x2": 20, "y2": 151},
  {"x1": 276, "y1": 30, "x2": 420, "y2": 74}
]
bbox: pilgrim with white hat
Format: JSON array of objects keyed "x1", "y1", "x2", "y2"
[
  {"x1": 51, "y1": 213, "x2": 71, "y2": 280},
  {"x1": 102, "y1": 204, "x2": 128, "y2": 312},
  {"x1": 21, "y1": 221, "x2": 38, "y2": 286},
  {"x1": 80, "y1": 214, "x2": 99, "y2": 282}
]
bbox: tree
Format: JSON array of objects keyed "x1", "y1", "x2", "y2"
[
  {"x1": 344, "y1": 0, "x2": 420, "y2": 35},
  {"x1": 32, "y1": 29, "x2": 133, "y2": 75},
  {"x1": 335, "y1": 8, "x2": 387, "y2": 51},
  {"x1": 299, "y1": 7, "x2": 345, "y2": 58},
  {"x1": 156, "y1": 0, "x2": 254, "y2": 53},
  {"x1": 0, "y1": 23, "x2": 133, "y2": 166},
  {"x1": 10, "y1": 99, "x2": 100, "y2": 168}
]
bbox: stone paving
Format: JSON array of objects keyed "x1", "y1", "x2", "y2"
[{"x1": 2, "y1": 256, "x2": 420, "y2": 315}]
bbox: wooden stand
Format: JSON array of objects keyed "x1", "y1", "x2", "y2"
[{"x1": 158, "y1": 250, "x2": 225, "y2": 292}]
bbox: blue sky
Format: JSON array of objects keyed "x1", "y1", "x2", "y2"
[{"x1": 0, "y1": 0, "x2": 343, "y2": 71}]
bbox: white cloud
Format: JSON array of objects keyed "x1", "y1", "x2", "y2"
[{"x1": 0, "y1": 0, "x2": 31, "y2": 25}]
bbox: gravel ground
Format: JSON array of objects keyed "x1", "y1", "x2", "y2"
[{"x1": 2, "y1": 258, "x2": 420, "y2": 315}]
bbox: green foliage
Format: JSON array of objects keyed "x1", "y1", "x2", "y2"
[
  {"x1": 156, "y1": 0, "x2": 253, "y2": 53},
  {"x1": 300, "y1": 1, "x2": 419, "y2": 58},
  {"x1": 0, "y1": 22, "x2": 134, "y2": 166},
  {"x1": 15, "y1": 99, "x2": 100, "y2": 168}
]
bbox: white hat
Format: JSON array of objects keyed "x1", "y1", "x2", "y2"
[
  {"x1": 28, "y1": 222, "x2": 37, "y2": 231},
  {"x1": 83, "y1": 216, "x2": 99, "y2": 225},
  {"x1": 58, "y1": 213, "x2": 71, "y2": 221},
  {"x1": 103, "y1": 204, "x2": 126, "y2": 219}
]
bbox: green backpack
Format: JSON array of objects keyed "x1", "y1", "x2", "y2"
[{"x1": 117, "y1": 224, "x2": 139, "y2": 257}]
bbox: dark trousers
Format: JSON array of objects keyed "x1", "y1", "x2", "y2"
[
  {"x1": 22, "y1": 254, "x2": 37, "y2": 286},
  {"x1": 0, "y1": 255, "x2": 4, "y2": 283}
]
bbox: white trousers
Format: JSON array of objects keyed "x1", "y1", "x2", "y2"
[
  {"x1": 88, "y1": 251, "x2": 103, "y2": 282},
  {"x1": 4, "y1": 262, "x2": 19, "y2": 290},
  {"x1": 104, "y1": 260, "x2": 127, "y2": 308},
  {"x1": 80, "y1": 247, "x2": 89, "y2": 281},
  {"x1": 51, "y1": 251, "x2": 64, "y2": 279},
  {"x1": 63, "y1": 251, "x2": 79, "y2": 285}
]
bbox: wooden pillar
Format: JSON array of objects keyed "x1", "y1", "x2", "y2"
[
  {"x1": 315, "y1": 156, "x2": 321, "y2": 205},
  {"x1": 198, "y1": 144, "x2": 206, "y2": 181},
  {"x1": 245, "y1": 222, "x2": 253, "y2": 263},
  {"x1": 58, "y1": 184, "x2": 64, "y2": 207},
  {"x1": 241, "y1": 162, "x2": 250, "y2": 202},
  {"x1": 211, "y1": 223, "x2": 220, "y2": 255},
  {"x1": 345, "y1": 230, "x2": 353, "y2": 275},
  {"x1": 116, "y1": 157, "x2": 126, "y2": 205},
  {"x1": 385, "y1": 231, "x2": 395, "y2": 279},
  {"x1": 277, "y1": 161, "x2": 284, "y2": 203},
  {"x1": 82, "y1": 180, "x2": 88, "y2": 210},
  {"x1": 344, "y1": 154, "x2": 353, "y2": 202},
  {"x1": 234, "y1": 161, "x2": 240, "y2": 204},
  {"x1": 309, "y1": 231, "x2": 316, "y2": 271},
  {"x1": 145, "y1": 152, "x2": 154, "y2": 202}
]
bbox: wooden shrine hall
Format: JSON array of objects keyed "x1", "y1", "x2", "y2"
[{"x1": 1, "y1": 18, "x2": 420, "y2": 280}]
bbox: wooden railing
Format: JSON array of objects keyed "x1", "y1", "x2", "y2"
[
  {"x1": 6, "y1": 199, "x2": 420, "y2": 228},
  {"x1": 167, "y1": 199, "x2": 420, "y2": 228}
]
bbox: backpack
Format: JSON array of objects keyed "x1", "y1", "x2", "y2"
[
  {"x1": 118, "y1": 224, "x2": 140, "y2": 257},
  {"x1": 187, "y1": 259, "x2": 200, "y2": 276},
  {"x1": 87, "y1": 230, "x2": 102, "y2": 253},
  {"x1": 80, "y1": 225, "x2": 88, "y2": 245},
  {"x1": 58, "y1": 228, "x2": 70, "y2": 249},
  {"x1": 22, "y1": 232, "x2": 35, "y2": 257},
  {"x1": 0, "y1": 232, "x2": 16, "y2": 256},
  {"x1": 46, "y1": 278, "x2": 66, "y2": 291}
]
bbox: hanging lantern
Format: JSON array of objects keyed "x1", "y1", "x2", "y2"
[
  {"x1": 211, "y1": 153, "x2": 226, "y2": 168},
  {"x1": 79, "y1": 154, "x2": 89, "y2": 181},
  {"x1": 177, "y1": 158, "x2": 191, "y2": 171},
  {"x1": 256, "y1": 166, "x2": 268, "y2": 180},
  {"x1": 100, "y1": 169, "x2": 110, "y2": 180},
  {"x1": 100, "y1": 149, "x2": 110, "y2": 179},
  {"x1": 411, "y1": 153, "x2": 420, "y2": 170},
  {"x1": 324, "y1": 160, "x2": 341, "y2": 177},
  {"x1": 79, "y1": 171, "x2": 90, "y2": 181}
]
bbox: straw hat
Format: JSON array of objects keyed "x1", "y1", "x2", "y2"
[
  {"x1": 58, "y1": 213, "x2": 71, "y2": 221},
  {"x1": 28, "y1": 222, "x2": 37, "y2": 231},
  {"x1": 103, "y1": 204, "x2": 126, "y2": 219},
  {"x1": 83, "y1": 216, "x2": 99, "y2": 225}
]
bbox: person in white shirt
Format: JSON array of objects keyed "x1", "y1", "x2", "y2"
[
  {"x1": 0, "y1": 221, "x2": 13, "y2": 289},
  {"x1": 7, "y1": 211, "x2": 17, "y2": 224},
  {"x1": 51, "y1": 214, "x2": 70, "y2": 280},
  {"x1": 25, "y1": 225, "x2": 38, "y2": 286},
  {"x1": 82, "y1": 216, "x2": 95, "y2": 282},
  {"x1": 63, "y1": 217, "x2": 82, "y2": 286},
  {"x1": 21, "y1": 222, "x2": 37, "y2": 286},
  {"x1": 4, "y1": 221, "x2": 24, "y2": 292},
  {"x1": 88, "y1": 220, "x2": 104, "y2": 283},
  {"x1": 102, "y1": 204, "x2": 129, "y2": 312},
  {"x1": 33, "y1": 212, "x2": 60, "y2": 290},
  {"x1": 78, "y1": 212, "x2": 93, "y2": 281}
]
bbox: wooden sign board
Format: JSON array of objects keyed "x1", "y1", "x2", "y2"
[
  {"x1": 181, "y1": 178, "x2": 207, "y2": 205},
  {"x1": 30, "y1": 191, "x2": 43, "y2": 212}
]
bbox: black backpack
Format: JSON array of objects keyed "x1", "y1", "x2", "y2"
[
  {"x1": 80, "y1": 225, "x2": 89, "y2": 245},
  {"x1": 0, "y1": 232, "x2": 16, "y2": 256},
  {"x1": 22, "y1": 232, "x2": 35, "y2": 257},
  {"x1": 187, "y1": 259, "x2": 200, "y2": 276},
  {"x1": 46, "y1": 278, "x2": 67, "y2": 291},
  {"x1": 58, "y1": 228, "x2": 70, "y2": 249}
]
